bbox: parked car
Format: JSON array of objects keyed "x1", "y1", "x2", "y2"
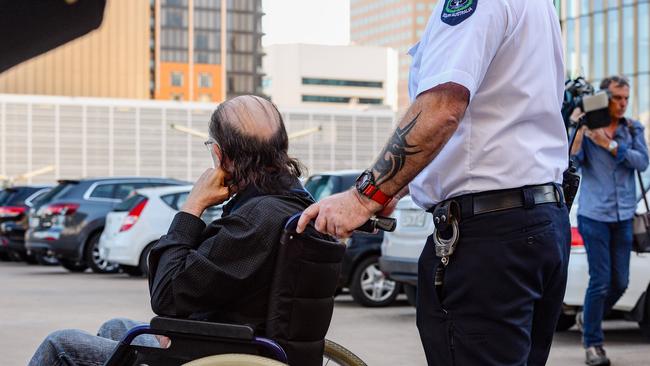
[
  {"x1": 304, "y1": 171, "x2": 400, "y2": 307},
  {"x1": 380, "y1": 192, "x2": 650, "y2": 338},
  {"x1": 25, "y1": 177, "x2": 186, "y2": 273},
  {"x1": 98, "y1": 185, "x2": 223, "y2": 277},
  {"x1": 0, "y1": 185, "x2": 52, "y2": 264},
  {"x1": 379, "y1": 195, "x2": 433, "y2": 306}
]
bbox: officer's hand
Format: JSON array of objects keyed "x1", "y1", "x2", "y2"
[
  {"x1": 182, "y1": 168, "x2": 230, "y2": 217},
  {"x1": 296, "y1": 189, "x2": 380, "y2": 238}
]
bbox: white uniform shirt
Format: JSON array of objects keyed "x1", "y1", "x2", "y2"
[{"x1": 407, "y1": 0, "x2": 568, "y2": 209}]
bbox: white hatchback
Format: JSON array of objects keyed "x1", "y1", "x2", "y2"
[
  {"x1": 98, "y1": 185, "x2": 222, "y2": 276},
  {"x1": 380, "y1": 195, "x2": 650, "y2": 337}
]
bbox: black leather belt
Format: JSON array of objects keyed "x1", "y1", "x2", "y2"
[{"x1": 430, "y1": 184, "x2": 563, "y2": 221}]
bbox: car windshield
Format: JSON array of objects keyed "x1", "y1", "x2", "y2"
[
  {"x1": 0, "y1": 189, "x2": 15, "y2": 205},
  {"x1": 114, "y1": 194, "x2": 147, "y2": 212},
  {"x1": 304, "y1": 175, "x2": 336, "y2": 201},
  {"x1": 35, "y1": 182, "x2": 76, "y2": 206}
]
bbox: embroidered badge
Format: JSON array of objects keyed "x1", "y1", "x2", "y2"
[{"x1": 441, "y1": 0, "x2": 478, "y2": 26}]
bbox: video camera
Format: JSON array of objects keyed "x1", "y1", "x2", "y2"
[{"x1": 562, "y1": 77, "x2": 611, "y2": 130}]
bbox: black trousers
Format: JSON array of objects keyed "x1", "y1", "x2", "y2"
[{"x1": 417, "y1": 203, "x2": 571, "y2": 366}]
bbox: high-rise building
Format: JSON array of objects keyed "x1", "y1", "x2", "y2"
[
  {"x1": 263, "y1": 44, "x2": 398, "y2": 110},
  {"x1": 0, "y1": 0, "x2": 264, "y2": 103},
  {"x1": 350, "y1": 0, "x2": 439, "y2": 110},
  {"x1": 557, "y1": 0, "x2": 650, "y2": 124}
]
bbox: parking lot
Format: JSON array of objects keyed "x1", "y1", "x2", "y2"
[{"x1": 2, "y1": 262, "x2": 649, "y2": 366}]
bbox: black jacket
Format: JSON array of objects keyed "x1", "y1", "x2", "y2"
[{"x1": 148, "y1": 184, "x2": 313, "y2": 331}]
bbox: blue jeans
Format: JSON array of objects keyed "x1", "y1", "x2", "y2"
[
  {"x1": 28, "y1": 318, "x2": 159, "y2": 366},
  {"x1": 578, "y1": 215, "x2": 633, "y2": 348}
]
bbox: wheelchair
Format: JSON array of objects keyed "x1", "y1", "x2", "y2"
[{"x1": 103, "y1": 214, "x2": 394, "y2": 366}]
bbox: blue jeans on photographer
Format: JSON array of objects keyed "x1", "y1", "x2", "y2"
[
  {"x1": 29, "y1": 318, "x2": 158, "y2": 366},
  {"x1": 578, "y1": 215, "x2": 633, "y2": 348}
]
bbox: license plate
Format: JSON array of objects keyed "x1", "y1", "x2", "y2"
[{"x1": 402, "y1": 210, "x2": 426, "y2": 227}]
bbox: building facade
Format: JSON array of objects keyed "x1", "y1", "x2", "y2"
[
  {"x1": 558, "y1": 0, "x2": 650, "y2": 124},
  {"x1": 263, "y1": 44, "x2": 398, "y2": 110},
  {"x1": 350, "y1": 0, "x2": 439, "y2": 110},
  {"x1": 0, "y1": 94, "x2": 395, "y2": 184},
  {"x1": 0, "y1": 0, "x2": 264, "y2": 103}
]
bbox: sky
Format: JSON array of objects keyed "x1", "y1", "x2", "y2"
[{"x1": 262, "y1": 0, "x2": 350, "y2": 47}]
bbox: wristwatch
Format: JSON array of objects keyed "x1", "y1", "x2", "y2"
[
  {"x1": 608, "y1": 139, "x2": 618, "y2": 153},
  {"x1": 355, "y1": 170, "x2": 393, "y2": 206}
]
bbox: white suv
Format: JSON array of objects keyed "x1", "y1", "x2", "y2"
[
  {"x1": 98, "y1": 185, "x2": 222, "y2": 276},
  {"x1": 379, "y1": 195, "x2": 650, "y2": 337}
]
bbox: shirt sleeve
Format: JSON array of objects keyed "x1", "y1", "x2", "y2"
[
  {"x1": 617, "y1": 121, "x2": 650, "y2": 171},
  {"x1": 148, "y1": 211, "x2": 275, "y2": 317},
  {"x1": 414, "y1": 0, "x2": 511, "y2": 99}
]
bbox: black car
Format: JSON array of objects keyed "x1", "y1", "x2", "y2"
[
  {"x1": 0, "y1": 185, "x2": 52, "y2": 263},
  {"x1": 25, "y1": 177, "x2": 186, "y2": 273},
  {"x1": 304, "y1": 171, "x2": 400, "y2": 307}
]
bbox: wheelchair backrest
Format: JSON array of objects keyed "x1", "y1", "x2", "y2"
[{"x1": 265, "y1": 213, "x2": 345, "y2": 366}]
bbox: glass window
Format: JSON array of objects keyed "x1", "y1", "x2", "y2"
[
  {"x1": 302, "y1": 95, "x2": 351, "y2": 104},
  {"x1": 304, "y1": 175, "x2": 337, "y2": 201},
  {"x1": 640, "y1": 3, "x2": 650, "y2": 75},
  {"x1": 198, "y1": 73, "x2": 212, "y2": 88},
  {"x1": 622, "y1": 6, "x2": 634, "y2": 74},
  {"x1": 566, "y1": 19, "x2": 576, "y2": 77},
  {"x1": 358, "y1": 98, "x2": 383, "y2": 105},
  {"x1": 626, "y1": 76, "x2": 635, "y2": 119},
  {"x1": 580, "y1": 16, "x2": 591, "y2": 78},
  {"x1": 90, "y1": 184, "x2": 115, "y2": 199},
  {"x1": 302, "y1": 78, "x2": 383, "y2": 88},
  {"x1": 175, "y1": 192, "x2": 189, "y2": 210},
  {"x1": 607, "y1": 8, "x2": 619, "y2": 75},
  {"x1": 580, "y1": 0, "x2": 590, "y2": 15},
  {"x1": 593, "y1": 12, "x2": 605, "y2": 79},
  {"x1": 416, "y1": 16, "x2": 425, "y2": 24},
  {"x1": 171, "y1": 72, "x2": 183, "y2": 87},
  {"x1": 593, "y1": 0, "x2": 604, "y2": 12},
  {"x1": 638, "y1": 74, "x2": 650, "y2": 124},
  {"x1": 568, "y1": 0, "x2": 579, "y2": 17}
]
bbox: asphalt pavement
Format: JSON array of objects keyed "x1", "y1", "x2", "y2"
[{"x1": 1, "y1": 262, "x2": 649, "y2": 365}]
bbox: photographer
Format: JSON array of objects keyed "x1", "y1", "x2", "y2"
[{"x1": 571, "y1": 76, "x2": 649, "y2": 366}]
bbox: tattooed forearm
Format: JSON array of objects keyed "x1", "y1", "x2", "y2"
[{"x1": 372, "y1": 111, "x2": 423, "y2": 186}]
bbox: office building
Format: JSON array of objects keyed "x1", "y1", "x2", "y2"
[
  {"x1": 557, "y1": 0, "x2": 650, "y2": 124},
  {"x1": 351, "y1": 0, "x2": 439, "y2": 110},
  {"x1": 0, "y1": 0, "x2": 264, "y2": 103},
  {"x1": 263, "y1": 44, "x2": 398, "y2": 110}
]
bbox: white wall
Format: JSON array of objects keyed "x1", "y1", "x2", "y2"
[{"x1": 0, "y1": 94, "x2": 396, "y2": 184}]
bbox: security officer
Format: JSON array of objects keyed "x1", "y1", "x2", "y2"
[{"x1": 298, "y1": 0, "x2": 570, "y2": 365}]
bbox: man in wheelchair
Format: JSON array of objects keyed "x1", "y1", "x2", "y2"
[{"x1": 29, "y1": 95, "x2": 341, "y2": 366}]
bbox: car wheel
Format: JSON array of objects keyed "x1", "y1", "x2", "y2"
[
  {"x1": 139, "y1": 243, "x2": 154, "y2": 277},
  {"x1": 404, "y1": 284, "x2": 417, "y2": 307},
  {"x1": 60, "y1": 259, "x2": 88, "y2": 272},
  {"x1": 35, "y1": 253, "x2": 59, "y2": 266},
  {"x1": 555, "y1": 312, "x2": 576, "y2": 332},
  {"x1": 85, "y1": 233, "x2": 120, "y2": 274},
  {"x1": 350, "y1": 256, "x2": 400, "y2": 307}
]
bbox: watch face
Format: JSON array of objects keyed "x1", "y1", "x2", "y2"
[{"x1": 355, "y1": 171, "x2": 372, "y2": 191}]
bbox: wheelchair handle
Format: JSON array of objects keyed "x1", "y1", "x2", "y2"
[
  {"x1": 285, "y1": 213, "x2": 396, "y2": 234},
  {"x1": 355, "y1": 216, "x2": 396, "y2": 233}
]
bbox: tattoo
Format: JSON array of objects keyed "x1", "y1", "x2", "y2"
[{"x1": 373, "y1": 111, "x2": 422, "y2": 186}]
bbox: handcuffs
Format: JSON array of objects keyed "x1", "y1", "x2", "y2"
[{"x1": 431, "y1": 200, "x2": 461, "y2": 287}]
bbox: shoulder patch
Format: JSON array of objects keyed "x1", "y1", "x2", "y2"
[{"x1": 441, "y1": 0, "x2": 478, "y2": 26}]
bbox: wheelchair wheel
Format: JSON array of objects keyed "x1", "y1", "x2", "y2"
[
  {"x1": 323, "y1": 339, "x2": 368, "y2": 366},
  {"x1": 183, "y1": 354, "x2": 287, "y2": 366}
]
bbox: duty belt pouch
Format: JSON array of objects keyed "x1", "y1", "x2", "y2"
[{"x1": 432, "y1": 200, "x2": 461, "y2": 264}]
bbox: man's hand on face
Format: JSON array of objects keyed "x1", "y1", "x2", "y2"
[
  {"x1": 296, "y1": 189, "x2": 381, "y2": 239},
  {"x1": 585, "y1": 128, "x2": 611, "y2": 150},
  {"x1": 182, "y1": 168, "x2": 230, "y2": 217}
]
